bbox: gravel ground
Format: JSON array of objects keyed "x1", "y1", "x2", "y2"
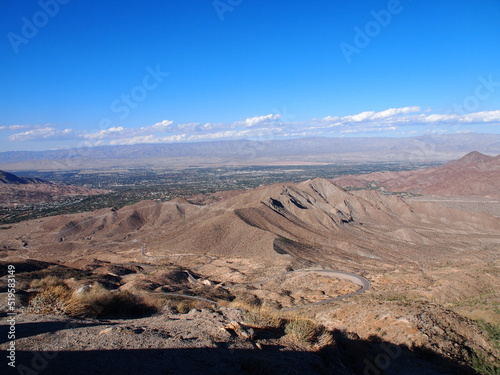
[{"x1": 0, "y1": 308, "x2": 345, "y2": 375}]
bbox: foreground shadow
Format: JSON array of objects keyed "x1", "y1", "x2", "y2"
[
  {"x1": 4, "y1": 330, "x2": 480, "y2": 375},
  {"x1": 0, "y1": 320, "x2": 110, "y2": 345}
]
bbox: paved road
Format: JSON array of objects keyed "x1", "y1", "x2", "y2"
[{"x1": 227, "y1": 268, "x2": 370, "y2": 311}]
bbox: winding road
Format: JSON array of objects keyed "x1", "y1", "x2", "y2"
[{"x1": 135, "y1": 243, "x2": 370, "y2": 310}]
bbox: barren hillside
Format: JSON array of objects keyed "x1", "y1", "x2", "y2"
[
  {"x1": 2, "y1": 178, "x2": 499, "y2": 269},
  {"x1": 1, "y1": 178, "x2": 499, "y2": 373},
  {"x1": 332, "y1": 151, "x2": 500, "y2": 198}
]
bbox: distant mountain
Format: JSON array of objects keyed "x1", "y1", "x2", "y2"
[
  {"x1": 0, "y1": 170, "x2": 46, "y2": 184},
  {"x1": 2, "y1": 134, "x2": 500, "y2": 170},
  {"x1": 332, "y1": 151, "x2": 500, "y2": 197},
  {"x1": 0, "y1": 170, "x2": 106, "y2": 206}
]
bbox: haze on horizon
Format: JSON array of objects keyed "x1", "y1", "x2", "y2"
[{"x1": 1, "y1": 0, "x2": 499, "y2": 152}]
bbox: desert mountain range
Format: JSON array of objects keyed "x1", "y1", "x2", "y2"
[
  {"x1": 2, "y1": 133, "x2": 500, "y2": 170},
  {"x1": 4, "y1": 178, "x2": 499, "y2": 272},
  {"x1": 333, "y1": 151, "x2": 500, "y2": 198}
]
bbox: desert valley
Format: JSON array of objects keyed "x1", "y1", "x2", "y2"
[
  {"x1": 3, "y1": 2, "x2": 500, "y2": 373},
  {"x1": 0, "y1": 150, "x2": 499, "y2": 374}
]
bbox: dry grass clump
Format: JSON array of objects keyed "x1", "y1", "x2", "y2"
[
  {"x1": 30, "y1": 275, "x2": 67, "y2": 289},
  {"x1": 26, "y1": 278, "x2": 84, "y2": 316},
  {"x1": 471, "y1": 352, "x2": 500, "y2": 375},
  {"x1": 230, "y1": 291, "x2": 262, "y2": 308},
  {"x1": 226, "y1": 300, "x2": 331, "y2": 346},
  {"x1": 71, "y1": 283, "x2": 156, "y2": 317},
  {"x1": 245, "y1": 309, "x2": 285, "y2": 330},
  {"x1": 26, "y1": 276, "x2": 157, "y2": 318},
  {"x1": 284, "y1": 317, "x2": 321, "y2": 343},
  {"x1": 233, "y1": 302, "x2": 285, "y2": 330}
]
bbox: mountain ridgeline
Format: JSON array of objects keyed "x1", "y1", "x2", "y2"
[
  {"x1": 333, "y1": 151, "x2": 500, "y2": 197},
  {"x1": 2, "y1": 134, "x2": 500, "y2": 170}
]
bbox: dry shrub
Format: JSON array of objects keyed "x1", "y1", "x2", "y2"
[
  {"x1": 284, "y1": 318, "x2": 319, "y2": 343},
  {"x1": 229, "y1": 301, "x2": 329, "y2": 345},
  {"x1": 194, "y1": 285, "x2": 234, "y2": 302},
  {"x1": 230, "y1": 302, "x2": 285, "y2": 330},
  {"x1": 26, "y1": 283, "x2": 84, "y2": 316},
  {"x1": 27, "y1": 278, "x2": 156, "y2": 318},
  {"x1": 30, "y1": 275, "x2": 67, "y2": 289},
  {"x1": 316, "y1": 330, "x2": 335, "y2": 347},
  {"x1": 174, "y1": 299, "x2": 196, "y2": 314},
  {"x1": 155, "y1": 268, "x2": 188, "y2": 285},
  {"x1": 71, "y1": 282, "x2": 156, "y2": 318},
  {"x1": 20, "y1": 265, "x2": 88, "y2": 283}
]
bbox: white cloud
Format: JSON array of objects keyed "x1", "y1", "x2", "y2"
[
  {"x1": 83, "y1": 120, "x2": 175, "y2": 140},
  {"x1": 8, "y1": 127, "x2": 72, "y2": 141},
  {"x1": 321, "y1": 116, "x2": 340, "y2": 123},
  {"x1": 6, "y1": 107, "x2": 500, "y2": 146},
  {"x1": 84, "y1": 126, "x2": 125, "y2": 140},
  {"x1": 338, "y1": 106, "x2": 421, "y2": 123},
  {"x1": 370, "y1": 106, "x2": 421, "y2": 120},
  {"x1": 141, "y1": 119, "x2": 174, "y2": 133},
  {"x1": 461, "y1": 110, "x2": 500, "y2": 123},
  {"x1": 348, "y1": 111, "x2": 376, "y2": 122},
  {"x1": 234, "y1": 114, "x2": 281, "y2": 128},
  {"x1": 176, "y1": 123, "x2": 202, "y2": 132},
  {"x1": 109, "y1": 135, "x2": 158, "y2": 145},
  {"x1": 0, "y1": 124, "x2": 33, "y2": 131}
]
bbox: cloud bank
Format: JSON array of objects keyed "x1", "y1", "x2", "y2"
[{"x1": 5, "y1": 107, "x2": 500, "y2": 146}]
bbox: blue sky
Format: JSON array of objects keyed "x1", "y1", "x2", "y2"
[{"x1": 1, "y1": 0, "x2": 500, "y2": 151}]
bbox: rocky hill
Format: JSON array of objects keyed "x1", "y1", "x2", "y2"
[
  {"x1": 333, "y1": 151, "x2": 500, "y2": 198},
  {"x1": 1, "y1": 178, "x2": 499, "y2": 373},
  {"x1": 4, "y1": 178, "x2": 499, "y2": 268},
  {"x1": 0, "y1": 170, "x2": 46, "y2": 184},
  {"x1": 0, "y1": 170, "x2": 106, "y2": 206}
]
